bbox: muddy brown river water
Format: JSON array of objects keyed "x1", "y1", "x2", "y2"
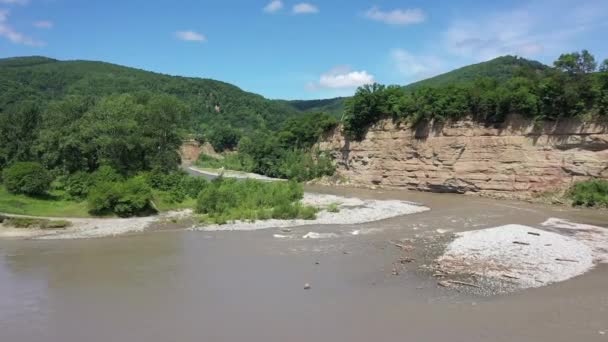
[{"x1": 1, "y1": 186, "x2": 607, "y2": 342}]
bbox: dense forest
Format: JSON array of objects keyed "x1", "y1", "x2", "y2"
[
  {"x1": 197, "y1": 111, "x2": 337, "y2": 181},
  {"x1": 0, "y1": 56, "x2": 332, "y2": 171},
  {"x1": 0, "y1": 56, "x2": 335, "y2": 217},
  {"x1": 343, "y1": 50, "x2": 608, "y2": 139}
]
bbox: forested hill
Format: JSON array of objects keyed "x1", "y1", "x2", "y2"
[
  {"x1": 404, "y1": 56, "x2": 548, "y2": 90},
  {"x1": 283, "y1": 97, "x2": 346, "y2": 118},
  {"x1": 0, "y1": 56, "x2": 298, "y2": 131},
  {"x1": 280, "y1": 56, "x2": 550, "y2": 115}
]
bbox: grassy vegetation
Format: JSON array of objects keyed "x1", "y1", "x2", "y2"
[
  {"x1": 195, "y1": 178, "x2": 317, "y2": 224},
  {"x1": 0, "y1": 170, "x2": 204, "y2": 218},
  {"x1": 0, "y1": 216, "x2": 72, "y2": 229},
  {"x1": 0, "y1": 186, "x2": 91, "y2": 217},
  {"x1": 327, "y1": 202, "x2": 340, "y2": 213},
  {"x1": 568, "y1": 179, "x2": 608, "y2": 208},
  {"x1": 153, "y1": 192, "x2": 197, "y2": 212},
  {"x1": 195, "y1": 154, "x2": 254, "y2": 173}
]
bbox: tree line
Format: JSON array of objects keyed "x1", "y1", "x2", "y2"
[{"x1": 343, "y1": 50, "x2": 608, "y2": 140}]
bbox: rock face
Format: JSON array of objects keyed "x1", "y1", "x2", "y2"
[
  {"x1": 179, "y1": 141, "x2": 219, "y2": 166},
  {"x1": 318, "y1": 116, "x2": 608, "y2": 199}
]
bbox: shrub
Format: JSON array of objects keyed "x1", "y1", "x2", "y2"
[
  {"x1": 3, "y1": 162, "x2": 52, "y2": 196},
  {"x1": 87, "y1": 177, "x2": 155, "y2": 217},
  {"x1": 296, "y1": 204, "x2": 318, "y2": 220},
  {"x1": 65, "y1": 172, "x2": 94, "y2": 199},
  {"x1": 181, "y1": 176, "x2": 209, "y2": 198},
  {"x1": 145, "y1": 169, "x2": 186, "y2": 191},
  {"x1": 327, "y1": 202, "x2": 340, "y2": 213},
  {"x1": 195, "y1": 178, "x2": 312, "y2": 223},
  {"x1": 271, "y1": 203, "x2": 300, "y2": 219},
  {"x1": 92, "y1": 165, "x2": 122, "y2": 184},
  {"x1": 568, "y1": 179, "x2": 608, "y2": 207},
  {"x1": 113, "y1": 177, "x2": 155, "y2": 217},
  {"x1": 87, "y1": 182, "x2": 119, "y2": 215}
]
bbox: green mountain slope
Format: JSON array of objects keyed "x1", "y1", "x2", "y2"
[
  {"x1": 404, "y1": 56, "x2": 548, "y2": 90},
  {"x1": 284, "y1": 97, "x2": 346, "y2": 117},
  {"x1": 0, "y1": 56, "x2": 298, "y2": 131},
  {"x1": 281, "y1": 56, "x2": 549, "y2": 114}
]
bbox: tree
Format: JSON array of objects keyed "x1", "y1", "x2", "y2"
[
  {"x1": 140, "y1": 94, "x2": 188, "y2": 172},
  {"x1": 80, "y1": 94, "x2": 144, "y2": 174},
  {"x1": 343, "y1": 83, "x2": 389, "y2": 140},
  {"x1": 600, "y1": 59, "x2": 608, "y2": 72},
  {"x1": 208, "y1": 126, "x2": 241, "y2": 152},
  {"x1": 554, "y1": 50, "x2": 597, "y2": 74},
  {"x1": 0, "y1": 101, "x2": 41, "y2": 169},
  {"x1": 3, "y1": 162, "x2": 52, "y2": 196}
]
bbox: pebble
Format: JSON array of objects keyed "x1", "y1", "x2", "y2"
[{"x1": 304, "y1": 283, "x2": 311, "y2": 290}]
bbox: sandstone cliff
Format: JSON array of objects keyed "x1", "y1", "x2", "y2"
[
  {"x1": 179, "y1": 141, "x2": 219, "y2": 166},
  {"x1": 318, "y1": 116, "x2": 608, "y2": 199}
]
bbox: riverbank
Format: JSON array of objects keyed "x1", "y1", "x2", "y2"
[
  {"x1": 0, "y1": 210, "x2": 191, "y2": 239},
  {"x1": 191, "y1": 193, "x2": 429, "y2": 232}
]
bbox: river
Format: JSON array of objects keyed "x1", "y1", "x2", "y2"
[{"x1": 1, "y1": 186, "x2": 607, "y2": 342}]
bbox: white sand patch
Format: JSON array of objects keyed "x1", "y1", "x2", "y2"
[
  {"x1": 188, "y1": 167, "x2": 284, "y2": 182},
  {"x1": 37, "y1": 216, "x2": 156, "y2": 240},
  {"x1": 301, "y1": 193, "x2": 366, "y2": 207},
  {"x1": 303, "y1": 232, "x2": 339, "y2": 239},
  {"x1": 351, "y1": 228, "x2": 384, "y2": 236},
  {"x1": 438, "y1": 225, "x2": 595, "y2": 289},
  {"x1": 541, "y1": 218, "x2": 608, "y2": 263},
  {"x1": 191, "y1": 193, "x2": 429, "y2": 232}
]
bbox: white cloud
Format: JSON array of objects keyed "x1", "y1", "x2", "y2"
[
  {"x1": 442, "y1": 0, "x2": 608, "y2": 61},
  {"x1": 309, "y1": 66, "x2": 375, "y2": 90},
  {"x1": 0, "y1": 0, "x2": 29, "y2": 5},
  {"x1": 33, "y1": 20, "x2": 53, "y2": 29},
  {"x1": 365, "y1": 7, "x2": 425, "y2": 26},
  {"x1": 175, "y1": 30, "x2": 207, "y2": 42},
  {"x1": 0, "y1": 9, "x2": 45, "y2": 46},
  {"x1": 293, "y1": 3, "x2": 318, "y2": 14},
  {"x1": 391, "y1": 49, "x2": 444, "y2": 82},
  {"x1": 264, "y1": 0, "x2": 283, "y2": 13}
]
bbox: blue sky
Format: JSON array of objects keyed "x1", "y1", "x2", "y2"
[{"x1": 1, "y1": 0, "x2": 607, "y2": 100}]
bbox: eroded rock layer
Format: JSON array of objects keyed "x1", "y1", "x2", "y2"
[{"x1": 319, "y1": 116, "x2": 608, "y2": 199}]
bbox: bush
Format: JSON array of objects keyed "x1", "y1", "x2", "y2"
[
  {"x1": 65, "y1": 172, "x2": 94, "y2": 199},
  {"x1": 181, "y1": 176, "x2": 209, "y2": 198},
  {"x1": 568, "y1": 179, "x2": 608, "y2": 207},
  {"x1": 3, "y1": 162, "x2": 52, "y2": 196},
  {"x1": 145, "y1": 169, "x2": 186, "y2": 191},
  {"x1": 195, "y1": 178, "x2": 312, "y2": 223},
  {"x1": 87, "y1": 182, "x2": 119, "y2": 215},
  {"x1": 327, "y1": 202, "x2": 340, "y2": 213},
  {"x1": 87, "y1": 176, "x2": 155, "y2": 217},
  {"x1": 113, "y1": 177, "x2": 155, "y2": 217},
  {"x1": 92, "y1": 165, "x2": 122, "y2": 184}
]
